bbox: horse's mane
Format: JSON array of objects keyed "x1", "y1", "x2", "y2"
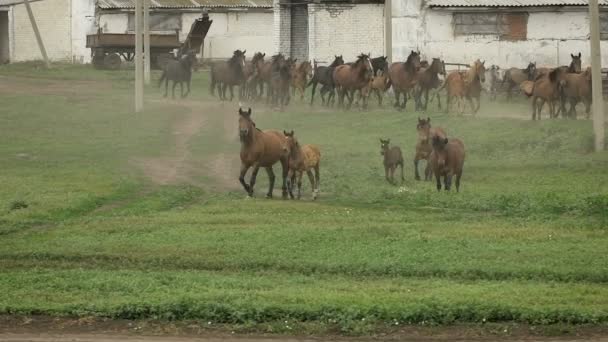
[
  {"x1": 465, "y1": 60, "x2": 482, "y2": 84},
  {"x1": 403, "y1": 52, "x2": 419, "y2": 72},
  {"x1": 329, "y1": 56, "x2": 343, "y2": 67},
  {"x1": 228, "y1": 50, "x2": 243, "y2": 67}
]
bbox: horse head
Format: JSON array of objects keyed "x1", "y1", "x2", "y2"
[
  {"x1": 473, "y1": 59, "x2": 486, "y2": 83},
  {"x1": 379, "y1": 138, "x2": 391, "y2": 156},
  {"x1": 330, "y1": 55, "x2": 345, "y2": 67},
  {"x1": 406, "y1": 50, "x2": 422, "y2": 72},
  {"x1": 238, "y1": 107, "x2": 254, "y2": 141},
  {"x1": 570, "y1": 52, "x2": 582, "y2": 73},
  {"x1": 526, "y1": 62, "x2": 537, "y2": 80},
  {"x1": 355, "y1": 53, "x2": 373, "y2": 78},
  {"x1": 416, "y1": 117, "x2": 432, "y2": 142},
  {"x1": 283, "y1": 130, "x2": 297, "y2": 157}
]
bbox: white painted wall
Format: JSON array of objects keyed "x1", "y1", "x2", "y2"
[
  {"x1": 308, "y1": 3, "x2": 385, "y2": 63},
  {"x1": 393, "y1": 6, "x2": 608, "y2": 69},
  {"x1": 98, "y1": 13, "x2": 129, "y2": 33},
  {"x1": 71, "y1": 0, "x2": 96, "y2": 63}
]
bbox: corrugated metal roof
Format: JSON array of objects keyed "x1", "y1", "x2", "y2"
[
  {"x1": 0, "y1": 0, "x2": 42, "y2": 5},
  {"x1": 428, "y1": 0, "x2": 608, "y2": 7},
  {"x1": 97, "y1": 0, "x2": 272, "y2": 9}
]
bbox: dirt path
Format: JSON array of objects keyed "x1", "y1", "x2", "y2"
[{"x1": 133, "y1": 99, "x2": 240, "y2": 191}]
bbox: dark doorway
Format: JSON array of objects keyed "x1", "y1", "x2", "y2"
[
  {"x1": 290, "y1": 5, "x2": 308, "y2": 61},
  {"x1": 0, "y1": 11, "x2": 9, "y2": 64}
]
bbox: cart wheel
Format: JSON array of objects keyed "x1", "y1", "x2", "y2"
[
  {"x1": 104, "y1": 53, "x2": 122, "y2": 70},
  {"x1": 155, "y1": 53, "x2": 173, "y2": 70}
]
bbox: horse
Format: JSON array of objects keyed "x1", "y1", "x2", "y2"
[
  {"x1": 559, "y1": 66, "x2": 592, "y2": 119},
  {"x1": 308, "y1": 55, "x2": 345, "y2": 106},
  {"x1": 414, "y1": 58, "x2": 446, "y2": 111},
  {"x1": 371, "y1": 56, "x2": 389, "y2": 76},
  {"x1": 388, "y1": 50, "x2": 421, "y2": 110},
  {"x1": 333, "y1": 53, "x2": 374, "y2": 109},
  {"x1": 269, "y1": 54, "x2": 294, "y2": 110},
  {"x1": 443, "y1": 60, "x2": 486, "y2": 114},
  {"x1": 283, "y1": 130, "x2": 321, "y2": 200},
  {"x1": 485, "y1": 65, "x2": 501, "y2": 101},
  {"x1": 527, "y1": 67, "x2": 567, "y2": 120},
  {"x1": 430, "y1": 135, "x2": 465, "y2": 192},
  {"x1": 237, "y1": 108, "x2": 288, "y2": 198},
  {"x1": 291, "y1": 61, "x2": 313, "y2": 102},
  {"x1": 363, "y1": 70, "x2": 392, "y2": 107},
  {"x1": 379, "y1": 139, "x2": 405, "y2": 185},
  {"x1": 241, "y1": 52, "x2": 265, "y2": 100},
  {"x1": 210, "y1": 49, "x2": 247, "y2": 101},
  {"x1": 414, "y1": 117, "x2": 447, "y2": 181},
  {"x1": 502, "y1": 62, "x2": 537, "y2": 100},
  {"x1": 158, "y1": 50, "x2": 197, "y2": 99}
]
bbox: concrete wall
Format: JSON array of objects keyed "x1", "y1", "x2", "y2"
[
  {"x1": 308, "y1": 3, "x2": 385, "y2": 63},
  {"x1": 393, "y1": 5, "x2": 608, "y2": 69},
  {"x1": 72, "y1": 0, "x2": 96, "y2": 63},
  {"x1": 11, "y1": 0, "x2": 72, "y2": 62}
]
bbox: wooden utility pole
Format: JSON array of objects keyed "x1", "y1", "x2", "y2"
[
  {"x1": 135, "y1": 0, "x2": 144, "y2": 112},
  {"x1": 23, "y1": 0, "x2": 49, "y2": 68},
  {"x1": 143, "y1": 0, "x2": 151, "y2": 85},
  {"x1": 589, "y1": 0, "x2": 605, "y2": 151},
  {"x1": 384, "y1": 0, "x2": 392, "y2": 63}
]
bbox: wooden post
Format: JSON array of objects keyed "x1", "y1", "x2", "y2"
[
  {"x1": 384, "y1": 0, "x2": 392, "y2": 63},
  {"x1": 143, "y1": 0, "x2": 151, "y2": 85},
  {"x1": 135, "y1": 0, "x2": 144, "y2": 112},
  {"x1": 23, "y1": 0, "x2": 49, "y2": 68},
  {"x1": 589, "y1": 0, "x2": 605, "y2": 151}
]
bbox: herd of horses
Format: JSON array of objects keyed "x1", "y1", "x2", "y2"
[
  {"x1": 238, "y1": 106, "x2": 464, "y2": 199},
  {"x1": 156, "y1": 49, "x2": 593, "y2": 121}
]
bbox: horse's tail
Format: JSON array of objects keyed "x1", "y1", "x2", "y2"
[{"x1": 158, "y1": 70, "x2": 166, "y2": 88}]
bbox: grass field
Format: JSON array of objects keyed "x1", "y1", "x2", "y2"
[{"x1": 0, "y1": 62, "x2": 607, "y2": 336}]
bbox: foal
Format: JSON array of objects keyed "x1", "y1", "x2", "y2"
[
  {"x1": 283, "y1": 130, "x2": 321, "y2": 200},
  {"x1": 380, "y1": 139, "x2": 405, "y2": 185}
]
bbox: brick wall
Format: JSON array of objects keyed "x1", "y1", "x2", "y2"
[
  {"x1": 273, "y1": 0, "x2": 291, "y2": 55},
  {"x1": 308, "y1": 3, "x2": 385, "y2": 63},
  {"x1": 12, "y1": 0, "x2": 72, "y2": 62}
]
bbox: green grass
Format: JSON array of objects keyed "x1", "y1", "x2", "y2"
[{"x1": 0, "y1": 62, "x2": 607, "y2": 334}]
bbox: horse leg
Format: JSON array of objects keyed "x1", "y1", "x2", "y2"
[
  {"x1": 313, "y1": 165, "x2": 320, "y2": 199},
  {"x1": 239, "y1": 164, "x2": 252, "y2": 196},
  {"x1": 394, "y1": 90, "x2": 400, "y2": 109},
  {"x1": 401, "y1": 91, "x2": 408, "y2": 110},
  {"x1": 414, "y1": 157, "x2": 421, "y2": 181},
  {"x1": 445, "y1": 174, "x2": 452, "y2": 191},
  {"x1": 424, "y1": 162, "x2": 432, "y2": 181},
  {"x1": 455, "y1": 171, "x2": 462, "y2": 192},
  {"x1": 184, "y1": 79, "x2": 191, "y2": 98},
  {"x1": 306, "y1": 170, "x2": 316, "y2": 200},
  {"x1": 584, "y1": 98, "x2": 591, "y2": 119},
  {"x1": 445, "y1": 95, "x2": 451, "y2": 114},
  {"x1": 296, "y1": 170, "x2": 303, "y2": 200},
  {"x1": 400, "y1": 162, "x2": 405, "y2": 183},
  {"x1": 171, "y1": 81, "x2": 178, "y2": 99},
  {"x1": 265, "y1": 167, "x2": 275, "y2": 199},
  {"x1": 229, "y1": 86, "x2": 235, "y2": 101},
  {"x1": 248, "y1": 164, "x2": 261, "y2": 196},
  {"x1": 221, "y1": 84, "x2": 228, "y2": 101},
  {"x1": 281, "y1": 159, "x2": 288, "y2": 199},
  {"x1": 310, "y1": 82, "x2": 317, "y2": 106},
  {"x1": 384, "y1": 166, "x2": 390, "y2": 184},
  {"x1": 435, "y1": 173, "x2": 442, "y2": 192},
  {"x1": 164, "y1": 78, "x2": 169, "y2": 98},
  {"x1": 179, "y1": 82, "x2": 184, "y2": 98},
  {"x1": 466, "y1": 96, "x2": 475, "y2": 114},
  {"x1": 437, "y1": 92, "x2": 442, "y2": 110}
]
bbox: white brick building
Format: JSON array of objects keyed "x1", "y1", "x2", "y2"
[
  {"x1": 392, "y1": 0, "x2": 608, "y2": 68},
  {"x1": 273, "y1": 0, "x2": 386, "y2": 63},
  {"x1": 0, "y1": 0, "x2": 95, "y2": 63}
]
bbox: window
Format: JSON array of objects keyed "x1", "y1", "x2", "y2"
[
  {"x1": 128, "y1": 13, "x2": 181, "y2": 32},
  {"x1": 600, "y1": 13, "x2": 608, "y2": 40},
  {"x1": 453, "y1": 12, "x2": 528, "y2": 40}
]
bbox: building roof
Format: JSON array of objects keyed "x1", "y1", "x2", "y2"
[
  {"x1": 427, "y1": 0, "x2": 608, "y2": 7},
  {"x1": 0, "y1": 0, "x2": 42, "y2": 5},
  {"x1": 97, "y1": 0, "x2": 272, "y2": 9}
]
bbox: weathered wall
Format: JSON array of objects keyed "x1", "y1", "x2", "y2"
[
  {"x1": 99, "y1": 11, "x2": 273, "y2": 60},
  {"x1": 393, "y1": 6, "x2": 608, "y2": 68},
  {"x1": 273, "y1": 0, "x2": 291, "y2": 55},
  {"x1": 72, "y1": 0, "x2": 96, "y2": 63},
  {"x1": 11, "y1": 0, "x2": 71, "y2": 62},
  {"x1": 308, "y1": 3, "x2": 384, "y2": 63}
]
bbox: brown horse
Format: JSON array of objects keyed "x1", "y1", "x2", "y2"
[
  {"x1": 528, "y1": 67, "x2": 566, "y2": 120},
  {"x1": 559, "y1": 67, "x2": 592, "y2": 119},
  {"x1": 380, "y1": 139, "x2": 405, "y2": 185},
  {"x1": 283, "y1": 130, "x2": 321, "y2": 200},
  {"x1": 269, "y1": 54, "x2": 294, "y2": 110},
  {"x1": 210, "y1": 49, "x2": 247, "y2": 101},
  {"x1": 363, "y1": 71, "x2": 391, "y2": 107},
  {"x1": 291, "y1": 61, "x2": 313, "y2": 102},
  {"x1": 443, "y1": 60, "x2": 486, "y2": 114},
  {"x1": 238, "y1": 108, "x2": 288, "y2": 198},
  {"x1": 388, "y1": 50, "x2": 421, "y2": 110},
  {"x1": 502, "y1": 62, "x2": 537, "y2": 100},
  {"x1": 430, "y1": 135, "x2": 465, "y2": 192},
  {"x1": 414, "y1": 117, "x2": 447, "y2": 181},
  {"x1": 414, "y1": 58, "x2": 446, "y2": 111},
  {"x1": 333, "y1": 53, "x2": 374, "y2": 109},
  {"x1": 442, "y1": 71, "x2": 465, "y2": 114},
  {"x1": 241, "y1": 52, "x2": 265, "y2": 100}
]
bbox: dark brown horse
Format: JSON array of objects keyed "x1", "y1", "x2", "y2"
[
  {"x1": 238, "y1": 108, "x2": 288, "y2": 198},
  {"x1": 502, "y1": 62, "x2": 537, "y2": 100},
  {"x1": 158, "y1": 50, "x2": 197, "y2": 99},
  {"x1": 559, "y1": 66, "x2": 592, "y2": 119},
  {"x1": 414, "y1": 58, "x2": 446, "y2": 111},
  {"x1": 210, "y1": 49, "x2": 247, "y2": 101},
  {"x1": 430, "y1": 135, "x2": 465, "y2": 192},
  {"x1": 388, "y1": 50, "x2": 421, "y2": 110},
  {"x1": 333, "y1": 53, "x2": 374, "y2": 109},
  {"x1": 307, "y1": 56, "x2": 345, "y2": 106},
  {"x1": 414, "y1": 117, "x2": 447, "y2": 181}
]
